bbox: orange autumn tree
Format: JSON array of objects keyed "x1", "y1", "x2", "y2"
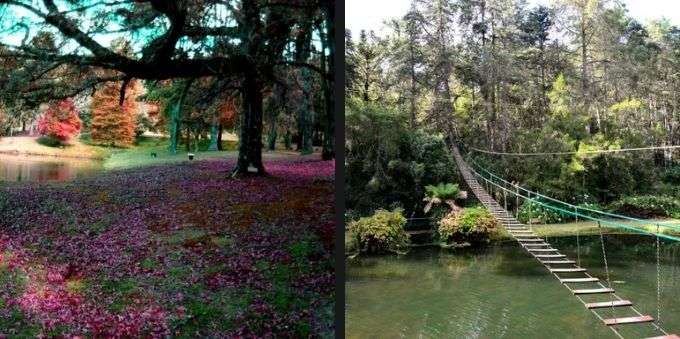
[{"x1": 90, "y1": 80, "x2": 140, "y2": 147}]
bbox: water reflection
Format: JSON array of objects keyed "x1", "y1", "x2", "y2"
[
  {"x1": 0, "y1": 154, "x2": 102, "y2": 182},
  {"x1": 346, "y1": 236, "x2": 680, "y2": 338}
]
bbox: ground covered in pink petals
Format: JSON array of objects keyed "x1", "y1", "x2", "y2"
[{"x1": 0, "y1": 158, "x2": 335, "y2": 337}]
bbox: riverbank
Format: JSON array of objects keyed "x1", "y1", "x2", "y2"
[
  {"x1": 0, "y1": 136, "x2": 109, "y2": 160},
  {"x1": 0, "y1": 157, "x2": 335, "y2": 336},
  {"x1": 0, "y1": 135, "x2": 314, "y2": 172}
]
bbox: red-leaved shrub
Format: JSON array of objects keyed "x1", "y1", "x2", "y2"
[{"x1": 37, "y1": 99, "x2": 82, "y2": 141}]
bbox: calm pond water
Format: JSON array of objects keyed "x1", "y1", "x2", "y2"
[
  {"x1": 346, "y1": 234, "x2": 680, "y2": 338},
  {"x1": 0, "y1": 154, "x2": 103, "y2": 182}
]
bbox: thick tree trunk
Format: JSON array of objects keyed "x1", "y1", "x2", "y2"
[
  {"x1": 217, "y1": 123, "x2": 224, "y2": 151},
  {"x1": 233, "y1": 74, "x2": 265, "y2": 176},
  {"x1": 321, "y1": 15, "x2": 335, "y2": 160},
  {"x1": 208, "y1": 120, "x2": 219, "y2": 151},
  {"x1": 170, "y1": 80, "x2": 192, "y2": 154},
  {"x1": 297, "y1": 67, "x2": 314, "y2": 155},
  {"x1": 284, "y1": 130, "x2": 292, "y2": 150},
  {"x1": 169, "y1": 103, "x2": 180, "y2": 154},
  {"x1": 267, "y1": 116, "x2": 277, "y2": 151}
]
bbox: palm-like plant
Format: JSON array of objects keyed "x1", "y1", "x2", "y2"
[{"x1": 423, "y1": 183, "x2": 468, "y2": 214}]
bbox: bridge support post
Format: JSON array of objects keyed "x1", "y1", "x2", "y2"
[{"x1": 515, "y1": 185, "x2": 519, "y2": 217}]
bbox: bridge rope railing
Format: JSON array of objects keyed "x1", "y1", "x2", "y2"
[
  {"x1": 461, "y1": 153, "x2": 680, "y2": 242},
  {"x1": 468, "y1": 144, "x2": 680, "y2": 156},
  {"x1": 468, "y1": 157, "x2": 680, "y2": 227}
]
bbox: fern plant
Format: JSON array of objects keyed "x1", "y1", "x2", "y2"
[{"x1": 423, "y1": 183, "x2": 467, "y2": 215}]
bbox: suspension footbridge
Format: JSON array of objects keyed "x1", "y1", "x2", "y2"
[{"x1": 452, "y1": 145, "x2": 679, "y2": 339}]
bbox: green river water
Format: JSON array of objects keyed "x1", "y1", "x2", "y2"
[{"x1": 346, "y1": 234, "x2": 680, "y2": 338}]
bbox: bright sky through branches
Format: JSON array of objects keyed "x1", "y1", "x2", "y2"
[{"x1": 346, "y1": 0, "x2": 680, "y2": 36}]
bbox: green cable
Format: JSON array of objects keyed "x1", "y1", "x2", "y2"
[
  {"x1": 468, "y1": 157, "x2": 680, "y2": 232},
  {"x1": 467, "y1": 164, "x2": 680, "y2": 242}
]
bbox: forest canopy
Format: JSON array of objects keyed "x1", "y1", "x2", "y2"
[{"x1": 346, "y1": 0, "x2": 680, "y2": 214}]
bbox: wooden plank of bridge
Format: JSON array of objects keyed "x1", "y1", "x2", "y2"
[
  {"x1": 585, "y1": 300, "x2": 632, "y2": 309},
  {"x1": 527, "y1": 248, "x2": 559, "y2": 252},
  {"x1": 572, "y1": 288, "x2": 615, "y2": 295},
  {"x1": 560, "y1": 277, "x2": 599, "y2": 283},
  {"x1": 541, "y1": 260, "x2": 576, "y2": 264},
  {"x1": 522, "y1": 243, "x2": 551, "y2": 247},
  {"x1": 550, "y1": 268, "x2": 587, "y2": 273},
  {"x1": 535, "y1": 254, "x2": 566, "y2": 258},
  {"x1": 603, "y1": 315, "x2": 654, "y2": 326}
]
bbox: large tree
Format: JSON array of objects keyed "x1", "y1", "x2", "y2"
[{"x1": 0, "y1": 0, "x2": 335, "y2": 175}]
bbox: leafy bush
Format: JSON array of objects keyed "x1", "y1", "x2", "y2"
[
  {"x1": 37, "y1": 135, "x2": 63, "y2": 147},
  {"x1": 37, "y1": 99, "x2": 82, "y2": 142},
  {"x1": 346, "y1": 100, "x2": 456, "y2": 216},
  {"x1": 438, "y1": 207, "x2": 499, "y2": 245},
  {"x1": 609, "y1": 195, "x2": 680, "y2": 218},
  {"x1": 517, "y1": 199, "x2": 568, "y2": 224},
  {"x1": 348, "y1": 209, "x2": 409, "y2": 254},
  {"x1": 663, "y1": 166, "x2": 680, "y2": 185}
]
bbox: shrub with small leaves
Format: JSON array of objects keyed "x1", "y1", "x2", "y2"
[
  {"x1": 438, "y1": 207, "x2": 499, "y2": 245},
  {"x1": 609, "y1": 195, "x2": 680, "y2": 218},
  {"x1": 517, "y1": 199, "x2": 567, "y2": 224},
  {"x1": 348, "y1": 209, "x2": 409, "y2": 254}
]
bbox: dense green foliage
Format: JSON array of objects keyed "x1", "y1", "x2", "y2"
[
  {"x1": 36, "y1": 135, "x2": 64, "y2": 148},
  {"x1": 346, "y1": 99, "x2": 456, "y2": 216},
  {"x1": 516, "y1": 198, "x2": 603, "y2": 224},
  {"x1": 438, "y1": 207, "x2": 499, "y2": 245},
  {"x1": 609, "y1": 195, "x2": 680, "y2": 219},
  {"x1": 346, "y1": 0, "x2": 680, "y2": 212},
  {"x1": 517, "y1": 199, "x2": 569, "y2": 224},
  {"x1": 348, "y1": 209, "x2": 409, "y2": 254}
]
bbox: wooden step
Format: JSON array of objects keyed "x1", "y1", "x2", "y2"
[
  {"x1": 550, "y1": 268, "x2": 587, "y2": 273},
  {"x1": 585, "y1": 300, "x2": 632, "y2": 309},
  {"x1": 573, "y1": 288, "x2": 615, "y2": 295},
  {"x1": 518, "y1": 238, "x2": 544, "y2": 242},
  {"x1": 560, "y1": 277, "x2": 598, "y2": 283},
  {"x1": 535, "y1": 254, "x2": 566, "y2": 258},
  {"x1": 646, "y1": 335, "x2": 680, "y2": 339},
  {"x1": 541, "y1": 260, "x2": 576, "y2": 264},
  {"x1": 527, "y1": 248, "x2": 558, "y2": 252},
  {"x1": 522, "y1": 243, "x2": 550, "y2": 247},
  {"x1": 603, "y1": 315, "x2": 654, "y2": 326}
]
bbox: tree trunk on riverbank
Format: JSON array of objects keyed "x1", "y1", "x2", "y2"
[{"x1": 233, "y1": 74, "x2": 265, "y2": 176}]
